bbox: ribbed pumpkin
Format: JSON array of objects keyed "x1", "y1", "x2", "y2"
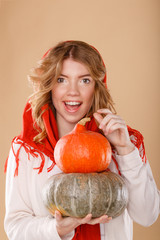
[
  {"x1": 42, "y1": 171, "x2": 128, "y2": 218},
  {"x1": 54, "y1": 118, "x2": 112, "y2": 173}
]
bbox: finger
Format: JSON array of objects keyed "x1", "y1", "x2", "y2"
[
  {"x1": 78, "y1": 214, "x2": 92, "y2": 224},
  {"x1": 89, "y1": 215, "x2": 112, "y2": 225},
  {"x1": 97, "y1": 109, "x2": 112, "y2": 114},
  {"x1": 104, "y1": 118, "x2": 126, "y2": 134},
  {"x1": 101, "y1": 216, "x2": 112, "y2": 223},
  {"x1": 55, "y1": 210, "x2": 62, "y2": 222},
  {"x1": 93, "y1": 112, "x2": 103, "y2": 125},
  {"x1": 106, "y1": 122, "x2": 126, "y2": 135},
  {"x1": 98, "y1": 215, "x2": 112, "y2": 224},
  {"x1": 99, "y1": 114, "x2": 123, "y2": 130},
  {"x1": 76, "y1": 214, "x2": 92, "y2": 225}
]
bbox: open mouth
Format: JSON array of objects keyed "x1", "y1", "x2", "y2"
[{"x1": 64, "y1": 101, "x2": 82, "y2": 112}]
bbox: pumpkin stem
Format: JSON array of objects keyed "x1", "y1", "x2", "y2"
[{"x1": 78, "y1": 117, "x2": 91, "y2": 126}]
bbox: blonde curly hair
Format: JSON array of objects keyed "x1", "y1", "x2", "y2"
[{"x1": 28, "y1": 40, "x2": 116, "y2": 143}]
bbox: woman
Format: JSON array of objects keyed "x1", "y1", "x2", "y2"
[{"x1": 4, "y1": 40, "x2": 159, "y2": 240}]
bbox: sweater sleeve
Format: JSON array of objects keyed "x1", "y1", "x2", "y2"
[
  {"x1": 116, "y1": 147, "x2": 160, "y2": 227},
  {"x1": 4, "y1": 143, "x2": 74, "y2": 240}
]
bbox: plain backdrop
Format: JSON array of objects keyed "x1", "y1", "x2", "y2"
[{"x1": 0, "y1": 0, "x2": 160, "y2": 239}]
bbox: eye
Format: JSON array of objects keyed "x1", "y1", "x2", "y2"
[
  {"x1": 82, "y1": 78, "x2": 90, "y2": 84},
  {"x1": 57, "y1": 77, "x2": 65, "y2": 83}
]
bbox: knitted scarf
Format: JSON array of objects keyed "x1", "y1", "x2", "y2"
[{"x1": 5, "y1": 44, "x2": 147, "y2": 240}]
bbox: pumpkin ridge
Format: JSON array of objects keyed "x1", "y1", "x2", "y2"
[
  {"x1": 106, "y1": 174, "x2": 113, "y2": 216},
  {"x1": 72, "y1": 175, "x2": 78, "y2": 217},
  {"x1": 54, "y1": 174, "x2": 70, "y2": 216},
  {"x1": 106, "y1": 173, "x2": 116, "y2": 216},
  {"x1": 54, "y1": 175, "x2": 60, "y2": 214},
  {"x1": 88, "y1": 175, "x2": 92, "y2": 215},
  {"x1": 110, "y1": 175, "x2": 128, "y2": 217}
]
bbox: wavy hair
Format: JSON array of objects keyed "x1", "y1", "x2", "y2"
[{"x1": 28, "y1": 40, "x2": 116, "y2": 143}]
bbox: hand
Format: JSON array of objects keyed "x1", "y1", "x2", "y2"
[
  {"x1": 93, "y1": 109, "x2": 135, "y2": 155},
  {"x1": 55, "y1": 211, "x2": 112, "y2": 238}
]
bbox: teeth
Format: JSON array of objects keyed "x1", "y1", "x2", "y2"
[{"x1": 65, "y1": 102, "x2": 81, "y2": 106}]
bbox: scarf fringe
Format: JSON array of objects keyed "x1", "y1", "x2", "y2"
[
  {"x1": 128, "y1": 126, "x2": 147, "y2": 163},
  {"x1": 4, "y1": 137, "x2": 55, "y2": 176}
]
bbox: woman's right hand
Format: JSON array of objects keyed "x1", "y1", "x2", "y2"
[{"x1": 55, "y1": 210, "x2": 112, "y2": 238}]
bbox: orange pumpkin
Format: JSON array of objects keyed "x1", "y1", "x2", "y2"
[{"x1": 54, "y1": 118, "x2": 112, "y2": 173}]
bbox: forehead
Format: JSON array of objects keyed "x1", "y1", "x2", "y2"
[{"x1": 61, "y1": 59, "x2": 91, "y2": 75}]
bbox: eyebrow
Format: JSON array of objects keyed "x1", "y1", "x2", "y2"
[{"x1": 60, "y1": 74, "x2": 91, "y2": 78}]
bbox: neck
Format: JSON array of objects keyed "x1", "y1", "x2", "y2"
[
  {"x1": 56, "y1": 118, "x2": 76, "y2": 138},
  {"x1": 58, "y1": 124, "x2": 75, "y2": 138}
]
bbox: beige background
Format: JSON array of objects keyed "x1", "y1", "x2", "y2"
[{"x1": 0, "y1": 0, "x2": 159, "y2": 239}]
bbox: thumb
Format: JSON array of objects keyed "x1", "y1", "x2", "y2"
[
  {"x1": 55, "y1": 210, "x2": 62, "y2": 222},
  {"x1": 93, "y1": 112, "x2": 103, "y2": 125}
]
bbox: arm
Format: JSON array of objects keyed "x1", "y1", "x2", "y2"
[
  {"x1": 4, "y1": 143, "x2": 74, "y2": 240},
  {"x1": 94, "y1": 109, "x2": 160, "y2": 226},
  {"x1": 115, "y1": 147, "x2": 160, "y2": 226}
]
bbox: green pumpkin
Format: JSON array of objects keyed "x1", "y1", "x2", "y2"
[{"x1": 42, "y1": 171, "x2": 128, "y2": 218}]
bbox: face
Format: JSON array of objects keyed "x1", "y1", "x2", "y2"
[{"x1": 51, "y1": 58, "x2": 95, "y2": 130}]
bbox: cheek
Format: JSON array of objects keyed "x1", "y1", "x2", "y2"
[
  {"x1": 51, "y1": 89, "x2": 60, "y2": 106},
  {"x1": 51, "y1": 86, "x2": 62, "y2": 99},
  {"x1": 87, "y1": 87, "x2": 95, "y2": 100},
  {"x1": 83, "y1": 87, "x2": 95, "y2": 105}
]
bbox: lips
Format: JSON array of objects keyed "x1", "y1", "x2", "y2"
[{"x1": 64, "y1": 101, "x2": 82, "y2": 113}]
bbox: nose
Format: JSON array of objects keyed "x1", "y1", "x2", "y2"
[{"x1": 67, "y1": 81, "x2": 80, "y2": 96}]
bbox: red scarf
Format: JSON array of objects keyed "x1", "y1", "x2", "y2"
[{"x1": 5, "y1": 101, "x2": 146, "y2": 240}]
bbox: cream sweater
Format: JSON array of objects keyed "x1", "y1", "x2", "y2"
[{"x1": 4, "y1": 142, "x2": 159, "y2": 240}]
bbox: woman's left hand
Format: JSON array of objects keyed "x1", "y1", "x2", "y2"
[{"x1": 93, "y1": 109, "x2": 135, "y2": 155}]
